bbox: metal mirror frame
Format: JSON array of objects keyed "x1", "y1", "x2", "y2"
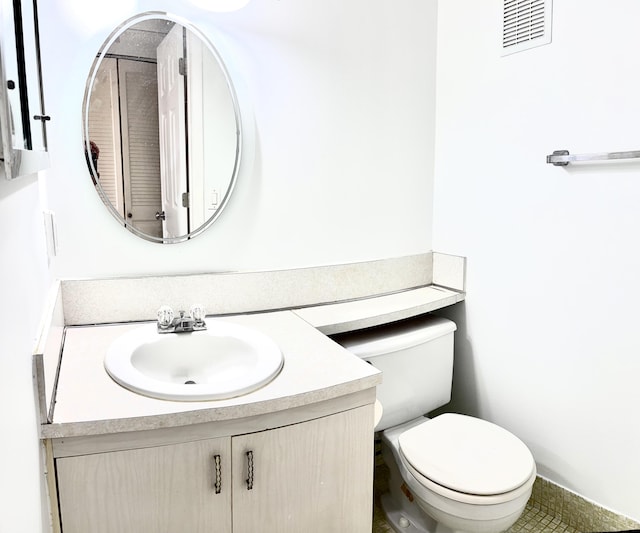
[{"x1": 82, "y1": 11, "x2": 242, "y2": 244}]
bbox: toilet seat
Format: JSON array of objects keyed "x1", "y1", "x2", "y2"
[{"x1": 398, "y1": 414, "x2": 536, "y2": 499}]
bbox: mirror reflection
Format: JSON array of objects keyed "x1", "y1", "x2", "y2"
[{"x1": 84, "y1": 14, "x2": 241, "y2": 243}]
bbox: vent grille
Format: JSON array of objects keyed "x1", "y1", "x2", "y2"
[{"x1": 502, "y1": 0, "x2": 552, "y2": 55}]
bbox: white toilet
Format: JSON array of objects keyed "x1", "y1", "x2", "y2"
[{"x1": 334, "y1": 315, "x2": 536, "y2": 533}]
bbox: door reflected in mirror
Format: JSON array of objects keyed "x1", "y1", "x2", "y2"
[{"x1": 84, "y1": 13, "x2": 241, "y2": 243}]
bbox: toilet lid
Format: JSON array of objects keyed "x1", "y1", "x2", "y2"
[{"x1": 398, "y1": 414, "x2": 535, "y2": 496}]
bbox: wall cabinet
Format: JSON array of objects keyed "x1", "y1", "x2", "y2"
[
  {"x1": 55, "y1": 406, "x2": 373, "y2": 533},
  {"x1": 0, "y1": 0, "x2": 49, "y2": 179}
]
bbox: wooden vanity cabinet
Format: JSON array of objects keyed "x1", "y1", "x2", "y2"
[
  {"x1": 54, "y1": 406, "x2": 373, "y2": 533},
  {"x1": 231, "y1": 405, "x2": 373, "y2": 533},
  {"x1": 56, "y1": 437, "x2": 232, "y2": 532}
]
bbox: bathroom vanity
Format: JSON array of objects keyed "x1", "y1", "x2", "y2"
[
  {"x1": 43, "y1": 313, "x2": 379, "y2": 533},
  {"x1": 55, "y1": 406, "x2": 373, "y2": 532},
  {"x1": 35, "y1": 253, "x2": 465, "y2": 533}
]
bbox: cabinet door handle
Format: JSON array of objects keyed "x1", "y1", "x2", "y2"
[
  {"x1": 246, "y1": 450, "x2": 254, "y2": 490},
  {"x1": 213, "y1": 454, "x2": 222, "y2": 494}
]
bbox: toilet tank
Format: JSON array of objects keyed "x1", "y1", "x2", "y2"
[{"x1": 333, "y1": 315, "x2": 456, "y2": 431}]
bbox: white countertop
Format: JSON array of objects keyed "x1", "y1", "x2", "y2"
[
  {"x1": 293, "y1": 285, "x2": 464, "y2": 335},
  {"x1": 43, "y1": 279, "x2": 464, "y2": 441},
  {"x1": 46, "y1": 311, "x2": 381, "y2": 439}
]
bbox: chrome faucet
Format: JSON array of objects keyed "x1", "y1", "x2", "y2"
[{"x1": 157, "y1": 305, "x2": 207, "y2": 333}]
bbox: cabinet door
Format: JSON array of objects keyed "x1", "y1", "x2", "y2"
[
  {"x1": 56, "y1": 437, "x2": 231, "y2": 533},
  {"x1": 232, "y1": 405, "x2": 374, "y2": 533}
]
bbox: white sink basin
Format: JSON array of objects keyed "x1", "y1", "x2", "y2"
[{"x1": 104, "y1": 321, "x2": 284, "y2": 401}]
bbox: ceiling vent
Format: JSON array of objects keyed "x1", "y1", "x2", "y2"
[{"x1": 502, "y1": 0, "x2": 552, "y2": 56}]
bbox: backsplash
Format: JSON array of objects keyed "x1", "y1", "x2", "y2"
[{"x1": 59, "y1": 252, "x2": 464, "y2": 325}]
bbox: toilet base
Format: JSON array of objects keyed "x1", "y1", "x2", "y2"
[
  {"x1": 381, "y1": 490, "x2": 476, "y2": 533},
  {"x1": 381, "y1": 448, "x2": 457, "y2": 533},
  {"x1": 380, "y1": 491, "x2": 434, "y2": 533}
]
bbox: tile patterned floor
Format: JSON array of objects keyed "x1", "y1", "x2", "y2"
[
  {"x1": 505, "y1": 504, "x2": 580, "y2": 533},
  {"x1": 372, "y1": 498, "x2": 394, "y2": 533}
]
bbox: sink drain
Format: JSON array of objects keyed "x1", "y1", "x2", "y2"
[{"x1": 184, "y1": 380, "x2": 196, "y2": 385}]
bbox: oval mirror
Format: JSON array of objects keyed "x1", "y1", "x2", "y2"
[{"x1": 83, "y1": 13, "x2": 241, "y2": 243}]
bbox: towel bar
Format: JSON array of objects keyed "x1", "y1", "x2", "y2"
[{"x1": 547, "y1": 149, "x2": 640, "y2": 166}]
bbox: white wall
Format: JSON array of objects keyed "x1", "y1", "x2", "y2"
[
  {"x1": 434, "y1": 0, "x2": 640, "y2": 521},
  {"x1": 0, "y1": 175, "x2": 51, "y2": 533},
  {"x1": 39, "y1": 0, "x2": 438, "y2": 280}
]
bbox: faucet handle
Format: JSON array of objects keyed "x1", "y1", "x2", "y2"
[
  {"x1": 157, "y1": 305, "x2": 175, "y2": 329},
  {"x1": 190, "y1": 304, "x2": 206, "y2": 325}
]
